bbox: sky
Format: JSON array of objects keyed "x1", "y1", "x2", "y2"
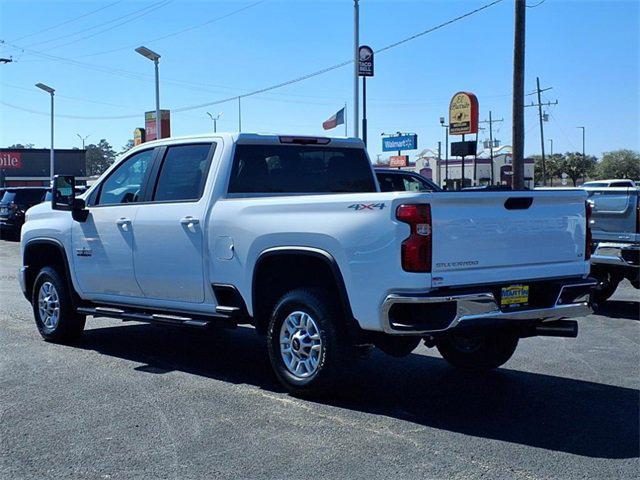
[{"x1": 0, "y1": 0, "x2": 638, "y2": 160}]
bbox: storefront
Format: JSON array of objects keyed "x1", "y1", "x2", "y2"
[{"x1": 0, "y1": 149, "x2": 86, "y2": 187}]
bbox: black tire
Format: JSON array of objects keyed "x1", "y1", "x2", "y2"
[
  {"x1": 591, "y1": 267, "x2": 621, "y2": 304},
  {"x1": 436, "y1": 332, "x2": 519, "y2": 371},
  {"x1": 32, "y1": 267, "x2": 85, "y2": 343},
  {"x1": 267, "y1": 288, "x2": 350, "y2": 396}
]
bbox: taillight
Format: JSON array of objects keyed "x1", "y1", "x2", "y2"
[
  {"x1": 396, "y1": 204, "x2": 432, "y2": 272},
  {"x1": 585, "y1": 200, "x2": 592, "y2": 260}
]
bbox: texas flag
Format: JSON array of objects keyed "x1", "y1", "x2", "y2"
[{"x1": 322, "y1": 107, "x2": 345, "y2": 130}]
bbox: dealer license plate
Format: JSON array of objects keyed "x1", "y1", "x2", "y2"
[{"x1": 501, "y1": 284, "x2": 529, "y2": 307}]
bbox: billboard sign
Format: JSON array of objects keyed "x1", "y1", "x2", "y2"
[
  {"x1": 0, "y1": 152, "x2": 22, "y2": 169},
  {"x1": 382, "y1": 134, "x2": 417, "y2": 152},
  {"x1": 145, "y1": 110, "x2": 171, "y2": 141},
  {"x1": 358, "y1": 45, "x2": 374, "y2": 77},
  {"x1": 389, "y1": 155, "x2": 408, "y2": 168},
  {"x1": 449, "y1": 92, "x2": 479, "y2": 135},
  {"x1": 134, "y1": 128, "x2": 146, "y2": 146}
]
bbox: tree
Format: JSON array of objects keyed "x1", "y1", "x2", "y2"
[
  {"x1": 532, "y1": 154, "x2": 563, "y2": 185},
  {"x1": 7, "y1": 143, "x2": 35, "y2": 149},
  {"x1": 597, "y1": 150, "x2": 640, "y2": 180},
  {"x1": 85, "y1": 139, "x2": 116, "y2": 176},
  {"x1": 120, "y1": 139, "x2": 135, "y2": 154},
  {"x1": 557, "y1": 152, "x2": 597, "y2": 186}
]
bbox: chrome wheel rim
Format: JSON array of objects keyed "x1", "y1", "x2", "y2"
[
  {"x1": 279, "y1": 311, "x2": 323, "y2": 379},
  {"x1": 38, "y1": 282, "x2": 60, "y2": 332}
]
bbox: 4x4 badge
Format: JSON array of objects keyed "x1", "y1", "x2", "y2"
[{"x1": 348, "y1": 203, "x2": 385, "y2": 211}]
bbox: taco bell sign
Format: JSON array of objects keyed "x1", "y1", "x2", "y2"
[{"x1": 0, "y1": 152, "x2": 22, "y2": 169}]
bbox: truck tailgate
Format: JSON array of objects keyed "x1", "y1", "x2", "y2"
[{"x1": 428, "y1": 190, "x2": 589, "y2": 287}]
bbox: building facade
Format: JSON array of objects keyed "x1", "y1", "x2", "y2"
[{"x1": 0, "y1": 149, "x2": 86, "y2": 187}]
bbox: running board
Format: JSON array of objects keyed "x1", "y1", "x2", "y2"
[{"x1": 77, "y1": 306, "x2": 235, "y2": 329}]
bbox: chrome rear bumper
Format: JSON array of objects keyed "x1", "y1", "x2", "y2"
[
  {"x1": 591, "y1": 242, "x2": 639, "y2": 268},
  {"x1": 381, "y1": 280, "x2": 596, "y2": 335}
]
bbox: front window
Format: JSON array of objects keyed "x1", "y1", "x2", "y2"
[{"x1": 97, "y1": 149, "x2": 154, "y2": 205}]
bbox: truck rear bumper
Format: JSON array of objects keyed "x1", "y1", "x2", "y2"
[
  {"x1": 381, "y1": 278, "x2": 596, "y2": 335},
  {"x1": 591, "y1": 242, "x2": 640, "y2": 268}
]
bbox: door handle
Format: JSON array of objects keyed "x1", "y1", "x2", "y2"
[
  {"x1": 180, "y1": 216, "x2": 200, "y2": 226},
  {"x1": 116, "y1": 217, "x2": 131, "y2": 228}
]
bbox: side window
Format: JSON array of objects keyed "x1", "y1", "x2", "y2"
[
  {"x1": 153, "y1": 144, "x2": 214, "y2": 202},
  {"x1": 97, "y1": 149, "x2": 154, "y2": 205}
]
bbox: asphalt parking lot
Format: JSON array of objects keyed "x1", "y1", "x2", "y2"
[{"x1": 0, "y1": 238, "x2": 638, "y2": 479}]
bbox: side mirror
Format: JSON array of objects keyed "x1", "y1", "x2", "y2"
[
  {"x1": 52, "y1": 175, "x2": 88, "y2": 222},
  {"x1": 52, "y1": 175, "x2": 76, "y2": 211}
]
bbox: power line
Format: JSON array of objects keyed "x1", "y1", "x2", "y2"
[
  {"x1": 40, "y1": 1, "x2": 174, "y2": 53},
  {"x1": 4, "y1": 0, "x2": 504, "y2": 120},
  {"x1": 76, "y1": 0, "x2": 268, "y2": 58},
  {"x1": 23, "y1": 1, "x2": 172, "y2": 50},
  {"x1": 10, "y1": 1, "x2": 124, "y2": 43}
]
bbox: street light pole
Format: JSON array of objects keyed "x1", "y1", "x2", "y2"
[
  {"x1": 577, "y1": 126, "x2": 586, "y2": 183},
  {"x1": 135, "y1": 46, "x2": 161, "y2": 140},
  {"x1": 577, "y1": 126, "x2": 585, "y2": 158},
  {"x1": 76, "y1": 134, "x2": 89, "y2": 149},
  {"x1": 353, "y1": 0, "x2": 359, "y2": 138},
  {"x1": 207, "y1": 112, "x2": 222, "y2": 133},
  {"x1": 36, "y1": 83, "x2": 55, "y2": 184},
  {"x1": 440, "y1": 117, "x2": 449, "y2": 189}
]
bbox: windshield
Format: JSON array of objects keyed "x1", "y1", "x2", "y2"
[{"x1": 0, "y1": 192, "x2": 16, "y2": 204}]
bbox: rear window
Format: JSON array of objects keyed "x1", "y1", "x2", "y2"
[{"x1": 228, "y1": 144, "x2": 376, "y2": 194}]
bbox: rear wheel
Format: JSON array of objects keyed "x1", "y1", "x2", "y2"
[
  {"x1": 267, "y1": 288, "x2": 350, "y2": 396},
  {"x1": 32, "y1": 267, "x2": 85, "y2": 343},
  {"x1": 591, "y1": 267, "x2": 621, "y2": 304},
  {"x1": 436, "y1": 332, "x2": 518, "y2": 371}
]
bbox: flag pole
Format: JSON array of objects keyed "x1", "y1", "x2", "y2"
[{"x1": 344, "y1": 102, "x2": 348, "y2": 137}]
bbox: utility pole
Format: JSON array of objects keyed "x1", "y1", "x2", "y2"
[
  {"x1": 480, "y1": 111, "x2": 503, "y2": 185},
  {"x1": 525, "y1": 77, "x2": 557, "y2": 185},
  {"x1": 512, "y1": 0, "x2": 526, "y2": 190},
  {"x1": 548, "y1": 138, "x2": 553, "y2": 156},
  {"x1": 353, "y1": 0, "x2": 360, "y2": 138},
  {"x1": 238, "y1": 97, "x2": 242, "y2": 132}
]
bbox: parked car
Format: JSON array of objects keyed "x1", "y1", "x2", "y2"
[
  {"x1": 585, "y1": 185, "x2": 639, "y2": 302},
  {"x1": 20, "y1": 134, "x2": 595, "y2": 395},
  {"x1": 0, "y1": 187, "x2": 49, "y2": 239},
  {"x1": 583, "y1": 179, "x2": 636, "y2": 188},
  {"x1": 375, "y1": 168, "x2": 441, "y2": 192}
]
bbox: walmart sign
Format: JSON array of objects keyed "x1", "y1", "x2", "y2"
[{"x1": 382, "y1": 134, "x2": 418, "y2": 152}]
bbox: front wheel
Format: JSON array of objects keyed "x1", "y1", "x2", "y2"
[
  {"x1": 32, "y1": 267, "x2": 85, "y2": 343},
  {"x1": 267, "y1": 288, "x2": 350, "y2": 396},
  {"x1": 436, "y1": 332, "x2": 518, "y2": 371}
]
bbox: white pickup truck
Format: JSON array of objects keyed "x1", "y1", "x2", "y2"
[{"x1": 20, "y1": 134, "x2": 595, "y2": 395}]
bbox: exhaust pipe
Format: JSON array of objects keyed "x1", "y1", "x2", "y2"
[{"x1": 533, "y1": 320, "x2": 578, "y2": 338}]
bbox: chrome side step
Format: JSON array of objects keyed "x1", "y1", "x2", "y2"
[{"x1": 77, "y1": 306, "x2": 234, "y2": 329}]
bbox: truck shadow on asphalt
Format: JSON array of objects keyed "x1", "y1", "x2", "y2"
[
  {"x1": 77, "y1": 323, "x2": 639, "y2": 460},
  {"x1": 594, "y1": 300, "x2": 640, "y2": 320}
]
